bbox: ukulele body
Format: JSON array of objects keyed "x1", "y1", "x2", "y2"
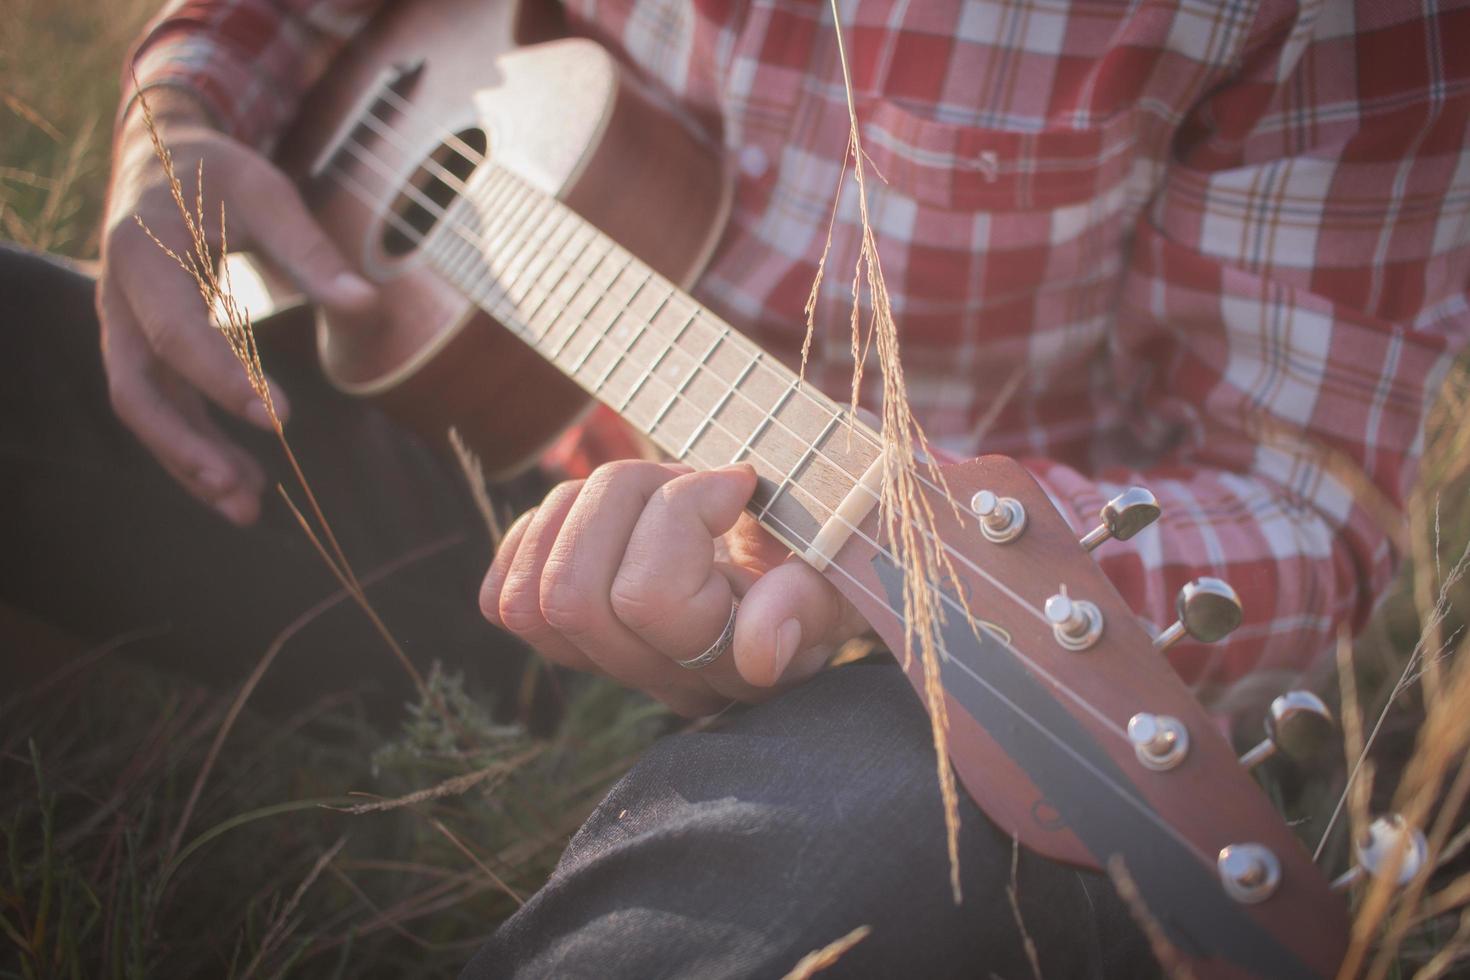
[{"x1": 275, "y1": 0, "x2": 731, "y2": 475}]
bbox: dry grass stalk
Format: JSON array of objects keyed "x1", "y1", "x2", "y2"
[
  {"x1": 813, "y1": 0, "x2": 974, "y2": 902},
  {"x1": 427, "y1": 815, "x2": 525, "y2": 906},
  {"x1": 329, "y1": 743, "x2": 544, "y2": 815},
  {"x1": 449, "y1": 426, "x2": 505, "y2": 548},
  {"x1": 128, "y1": 84, "x2": 459, "y2": 709},
  {"x1": 164, "y1": 534, "x2": 465, "y2": 866},
  {"x1": 1105, "y1": 856, "x2": 1197, "y2": 980},
  {"x1": 239, "y1": 836, "x2": 347, "y2": 979},
  {"x1": 1005, "y1": 836, "x2": 1044, "y2": 980},
  {"x1": 1353, "y1": 629, "x2": 1470, "y2": 979},
  {"x1": 1412, "y1": 907, "x2": 1470, "y2": 980},
  {"x1": 782, "y1": 925, "x2": 872, "y2": 980}
]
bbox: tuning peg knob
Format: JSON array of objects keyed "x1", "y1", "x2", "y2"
[
  {"x1": 970, "y1": 490, "x2": 1027, "y2": 543},
  {"x1": 1079, "y1": 487, "x2": 1161, "y2": 552},
  {"x1": 1044, "y1": 593, "x2": 1104, "y2": 651},
  {"x1": 1239, "y1": 691, "x2": 1336, "y2": 771},
  {"x1": 1153, "y1": 577, "x2": 1243, "y2": 650},
  {"x1": 1331, "y1": 815, "x2": 1428, "y2": 891},
  {"x1": 1128, "y1": 712, "x2": 1190, "y2": 770},
  {"x1": 1218, "y1": 843, "x2": 1282, "y2": 903}
]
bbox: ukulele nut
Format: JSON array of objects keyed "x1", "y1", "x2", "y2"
[
  {"x1": 1127, "y1": 712, "x2": 1189, "y2": 770},
  {"x1": 1044, "y1": 594, "x2": 1103, "y2": 651},
  {"x1": 1217, "y1": 844, "x2": 1282, "y2": 904},
  {"x1": 971, "y1": 490, "x2": 1027, "y2": 544}
]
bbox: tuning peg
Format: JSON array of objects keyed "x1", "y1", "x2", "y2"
[
  {"x1": 1044, "y1": 592, "x2": 1104, "y2": 651},
  {"x1": 1153, "y1": 577, "x2": 1243, "y2": 650},
  {"x1": 1239, "y1": 691, "x2": 1336, "y2": 771},
  {"x1": 1079, "y1": 487, "x2": 1161, "y2": 552},
  {"x1": 970, "y1": 490, "x2": 1027, "y2": 543},
  {"x1": 1128, "y1": 712, "x2": 1190, "y2": 770},
  {"x1": 1331, "y1": 815, "x2": 1428, "y2": 891}
]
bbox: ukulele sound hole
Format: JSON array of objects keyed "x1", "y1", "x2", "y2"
[{"x1": 381, "y1": 126, "x2": 487, "y2": 256}]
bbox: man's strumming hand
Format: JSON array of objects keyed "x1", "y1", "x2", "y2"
[
  {"x1": 99, "y1": 88, "x2": 379, "y2": 525},
  {"x1": 480, "y1": 461, "x2": 870, "y2": 716}
]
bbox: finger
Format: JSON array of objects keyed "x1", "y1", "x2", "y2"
[
  {"x1": 733, "y1": 559, "x2": 867, "y2": 688},
  {"x1": 100, "y1": 287, "x2": 264, "y2": 524},
  {"x1": 487, "y1": 482, "x2": 601, "y2": 672},
  {"x1": 479, "y1": 507, "x2": 537, "y2": 623},
  {"x1": 109, "y1": 221, "x2": 291, "y2": 430},
  {"x1": 538, "y1": 461, "x2": 726, "y2": 714},
  {"x1": 611, "y1": 464, "x2": 757, "y2": 660},
  {"x1": 231, "y1": 160, "x2": 377, "y2": 317}
]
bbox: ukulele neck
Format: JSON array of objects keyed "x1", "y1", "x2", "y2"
[{"x1": 423, "y1": 162, "x2": 886, "y2": 558}]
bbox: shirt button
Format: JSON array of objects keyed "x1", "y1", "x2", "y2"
[{"x1": 738, "y1": 145, "x2": 769, "y2": 179}]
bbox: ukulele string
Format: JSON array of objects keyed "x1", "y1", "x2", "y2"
[
  {"x1": 319, "y1": 136, "x2": 1156, "y2": 758},
  {"x1": 306, "y1": 104, "x2": 1225, "y2": 868},
  {"x1": 323, "y1": 128, "x2": 1070, "y2": 647},
  {"x1": 317, "y1": 110, "x2": 1147, "y2": 744},
  {"x1": 349, "y1": 89, "x2": 1058, "y2": 635},
  {"x1": 365, "y1": 88, "x2": 1029, "y2": 587}
]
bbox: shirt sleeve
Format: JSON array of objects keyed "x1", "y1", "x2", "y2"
[
  {"x1": 1025, "y1": 0, "x2": 1470, "y2": 710},
  {"x1": 124, "y1": 0, "x2": 387, "y2": 151}
]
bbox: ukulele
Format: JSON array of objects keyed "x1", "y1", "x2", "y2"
[{"x1": 264, "y1": 1, "x2": 1367, "y2": 975}]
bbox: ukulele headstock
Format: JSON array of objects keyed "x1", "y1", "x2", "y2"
[{"x1": 828, "y1": 453, "x2": 1353, "y2": 978}]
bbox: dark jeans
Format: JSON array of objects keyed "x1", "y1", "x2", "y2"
[
  {"x1": 1, "y1": 244, "x2": 1156, "y2": 978},
  {"x1": 466, "y1": 663, "x2": 1157, "y2": 979},
  {"x1": 0, "y1": 242, "x2": 512, "y2": 711}
]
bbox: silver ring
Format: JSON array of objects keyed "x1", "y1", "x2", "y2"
[{"x1": 676, "y1": 598, "x2": 738, "y2": 670}]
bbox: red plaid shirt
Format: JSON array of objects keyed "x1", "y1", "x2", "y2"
[{"x1": 129, "y1": 0, "x2": 1470, "y2": 706}]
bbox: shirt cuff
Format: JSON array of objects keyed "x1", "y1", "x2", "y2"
[{"x1": 125, "y1": 34, "x2": 288, "y2": 150}]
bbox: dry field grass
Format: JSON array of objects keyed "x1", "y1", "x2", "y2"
[{"x1": 3, "y1": 1, "x2": 1469, "y2": 977}]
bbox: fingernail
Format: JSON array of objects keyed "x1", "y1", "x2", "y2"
[
  {"x1": 198, "y1": 466, "x2": 233, "y2": 493},
  {"x1": 332, "y1": 272, "x2": 375, "y2": 305},
  {"x1": 773, "y1": 618, "x2": 802, "y2": 677},
  {"x1": 217, "y1": 495, "x2": 255, "y2": 525},
  {"x1": 246, "y1": 400, "x2": 274, "y2": 429}
]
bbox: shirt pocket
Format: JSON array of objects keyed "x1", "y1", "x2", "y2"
[{"x1": 859, "y1": 98, "x2": 1137, "y2": 213}]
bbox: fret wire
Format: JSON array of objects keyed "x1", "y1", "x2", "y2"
[
  {"x1": 545, "y1": 251, "x2": 634, "y2": 361},
  {"x1": 484, "y1": 208, "x2": 591, "y2": 339},
  {"x1": 480, "y1": 190, "x2": 566, "y2": 310},
  {"x1": 447, "y1": 176, "x2": 537, "y2": 318},
  {"x1": 489, "y1": 196, "x2": 577, "y2": 313},
  {"x1": 616, "y1": 299, "x2": 694, "y2": 414},
  {"x1": 648, "y1": 319, "x2": 724, "y2": 435},
  {"x1": 757, "y1": 410, "x2": 843, "y2": 520},
  {"x1": 567, "y1": 265, "x2": 655, "y2": 379},
  {"x1": 676, "y1": 350, "x2": 760, "y2": 460},
  {"x1": 518, "y1": 223, "x2": 601, "y2": 340},
  {"x1": 438, "y1": 173, "x2": 543, "y2": 335},
  {"x1": 462, "y1": 169, "x2": 568, "y2": 318},
  {"x1": 730, "y1": 364, "x2": 790, "y2": 465},
  {"x1": 470, "y1": 228, "x2": 610, "y2": 367},
  {"x1": 590, "y1": 284, "x2": 677, "y2": 397},
  {"x1": 324, "y1": 136, "x2": 1175, "y2": 779}
]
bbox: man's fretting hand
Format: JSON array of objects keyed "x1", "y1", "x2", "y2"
[
  {"x1": 480, "y1": 461, "x2": 871, "y2": 716},
  {"x1": 99, "y1": 88, "x2": 378, "y2": 525}
]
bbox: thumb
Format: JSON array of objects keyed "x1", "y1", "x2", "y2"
[
  {"x1": 234, "y1": 160, "x2": 377, "y2": 316},
  {"x1": 733, "y1": 559, "x2": 866, "y2": 688}
]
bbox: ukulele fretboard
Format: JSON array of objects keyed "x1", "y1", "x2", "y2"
[{"x1": 422, "y1": 163, "x2": 886, "y2": 558}]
